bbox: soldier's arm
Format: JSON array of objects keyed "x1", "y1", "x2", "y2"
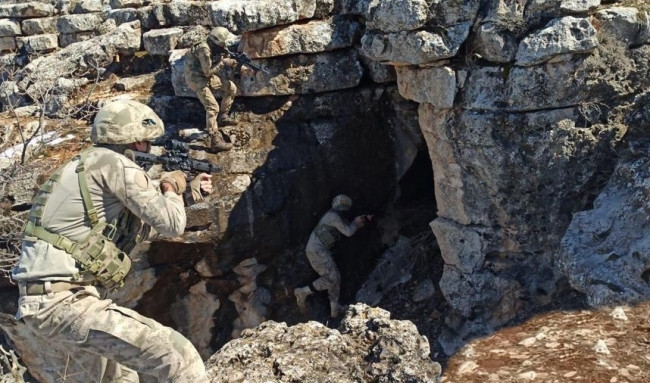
[
  {"x1": 196, "y1": 45, "x2": 216, "y2": 78},
  {"x1": 326, "y1": 213, "x2": 363, "y2": 237},
  {"x1": 104, "y1": 157, "x2": 187, "y2": 238}
]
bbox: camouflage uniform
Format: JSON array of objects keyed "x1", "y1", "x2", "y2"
[
  {"x1": 295, "y1": 195, "x2": 368, "y2": 318},
  {"x1": 12, "y1": 100, "x2": 209, "y2": 383},
  {"x1": 184, "y1": 28, "x2": 238, "y2": 151}
]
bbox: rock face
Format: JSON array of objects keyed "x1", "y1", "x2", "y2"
[
  {"x1": 443, "y1": 302, "x2": 650, "y2": 383},
  {"x1": 558, "y1": 156, "x2": 650, "y2": 307},
  {"x1": 205, "y1": 304, "x2": 441, "y2": 383}
]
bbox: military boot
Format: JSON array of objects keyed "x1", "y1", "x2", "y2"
[
  {"x1": 210, "y1": 133, "x2": 233, "y2": 152},
  {"x1": 330, "y1": 301, "x2": 348, "y2": 318},
  {"x1": 218, "y1": 113, "x2": 237, "y2": 126}
]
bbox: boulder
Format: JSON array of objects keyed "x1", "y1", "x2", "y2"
[
  {"x1": 241, "y1": 16, "x2": 361, "y2": 59},
  {"x1": 143, "y1": 27, "x2": 183, "y2": 55},
  {"x1": 595, "y1": 7, "x2": 647, "y2": 47},
  {"x1": 205, "y1": 304, "x2": 441, "y2": 382},
  {"x1": 360, "y1": 23, "x2": 471, "y2": 65},
  {"x1": 365, "y1": 0, "x2": 430, "y2": 33},
  {"x1": 170, "y1": 49, "x2": 363, "y2": 97},
  {"x1": 0, "y1": 2, "x2": 55, "y2": 18},
  {"x1": 558, "y1": 156, "x2": 650, "y2": 307},
  {"x1": 208, "y1": 0, "x2": 316, "y2": 33},
  {"x1": 0, "y1": 19, "x2": 21, "y2": 37},
  {"x1": 395, "y1": 66, "x2": 456, "y2": 108},
  {"x1": 516, "y1": 16, "x2": 598, "y2": 66},
  {"x1": 16, "y1": 34, "x2": 58, "y2": 52},
  {"x1": 21, "y1": 16, "x2": 58, "y2": 35},
  {"x1": 56, "y1": 13, "x2": 104, "y2": 34}
]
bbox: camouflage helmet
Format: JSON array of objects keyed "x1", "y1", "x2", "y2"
[
  {"x1": 209, "y1": 27, "x2": 236, "y2": 47},
  {"x1": 91, "y1": 100, "x2": 164, "y2": 145},
  {"x1": 332, "y1": 194, "x2": 352, "y2": 212}
]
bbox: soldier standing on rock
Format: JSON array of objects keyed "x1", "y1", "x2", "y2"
[
  {"x1": 11, "y1": 100, "x2": 212, "y2": 382},
  {"x1": 294, "y1": 194, "x2": 373, "y2": 318},
  {"x1": 184, "y1": 27, "x2": 240, "y2": 152}
]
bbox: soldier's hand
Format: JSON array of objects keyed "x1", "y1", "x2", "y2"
[
  {"x1": 190, "y1": 173, "x2": 213, "y2": 202},
  {"x1": 353, "y1": 216, "x2": 367, "y2": 227},
  {"x1": 160, "y1": 170, "x2": 187, "y2": 195}
]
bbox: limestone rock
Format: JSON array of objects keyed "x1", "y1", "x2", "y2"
[
  {"x1": 516, "y1": 16, "x2": 598, "y2": 66},
  {"x1": 366, "y1": 0, "x2": 430, "y2": 33},
  {"x1": 56, "y1": 13, "x2": 103, "y2": 34},
  {"x1": 205, "y1": 304, "x2": 441, "y2": 382},
  {"x1": 0, "y1": 2, "x2": 55, "y2": 18},
  {"x1": 59, "y1": 31, "x2": 96, "y2": 48},
  {"x1": 0, "y1": 19, "x2": 21, "y2": 37},
  {"x1": 143, "y1": 27, "x2": 183, "y2": 55},
  {"x1": 560, "y1": 0, "x2": 600, "y2": 13},
  {"x1": 443, "y1": 302, "x2": 650, "y2": 382},
  {"x1": 241, "y1": 16, "x2": 361, "y2": 59},
  {"x1": 16, "y1": 34, "x2": 58, "y2": 52},
  {"x1": 166, "y1": 0, "x2": 211, "y2": 26},
  {"x1": 208, "y1": 0, "x2": 316, "y2": 34},
  {"x1": 109, "y1": 0, "x2": 144, "y2": 9},
  {"x1": 596, "y1": 7, "x2": 647, "y2": 47},
  {"x1": 558, "y1": 156, "x2": 650, "y2": 307},
  {"x1": 170, "y1": 49, "x2": 363, "y2": 97},
  {"x1": 359, "y1": 53, "x2": 396, "y2": 83},
  {"x1": 0, "y1": 36, "x2": 15, "y2": 51},
  {"x1": 360, "y1": 23, "x2": 471, "y2": 65},
  {"x1": 70, "y1": 0, "x2": 104, "y2": 14},
  {"x1": 395, "y1": 66, "x2": 456, "y2": 108},
  {"x1": 473, "y1": 22, "x2": 519, "y2": 63},
  {"x1": 21, "y1": 16, "x2": 58, "y2": 36}
]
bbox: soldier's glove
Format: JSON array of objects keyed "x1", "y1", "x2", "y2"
[
  {"x1": 160, "y1": 170, "x2": 187, "y2": 195},
  {"x1": 189, "y1": 173, "x2": 212, "y2": 202}
]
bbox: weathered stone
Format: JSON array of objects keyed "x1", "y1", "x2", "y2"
[
  {"x1": 58, "y1": 31, "x2": 95, "y2": 48},
  {"x1": 463, "y1": 61, "x2": 590, "y2": 112},
  {"x1": 208, "y1": 0, "x2": 316, "y2": 33},
  {"x1": 516, "y1": 16, "x2": 598, "y2": 66},
  {"x1": 360, "y1": 23, "x2": 471, "y2": 65},
  {"x1": 109, "y1": 0, "x2": 144, "y2": 9},
  {"x1": 428, "y1": 0, "x2": 480, "y2": 26},
  {"x1": 359, "y1": 53, "x2": 396, "y2": 83},
  {"x1": 560, "y1": 0, "x2": 600, "y2": 13},
  {"x1": 106, "y1": 8, "x2": 138, "y2": 25},
  {"x1": 21, "y1": 16, "x2": 58, "y2": 35},
  {"x1": 136, "y1": 5, "x2": 158, "y2": 29},
  {"x1": 431, "y1": 217, "x2": 486, "y2": 273},
  {"x1": 339, "y1": 0, "x2": 371, "y2": 15},
  {"x1": 558, "y1": 156, "x2": 650, "y2": 307},
  {"x1": 0, "y1": 2, "x2": 55, "y2": 18},
  {"x1": 70, "y1": 0, "x2": 103, "y2": 14},
  {"x1": 16, "y1": 34, "x2": 58, "y2": 52},
  {"x1": 366, "y1": 0, "x2": 429, "y2": 33},
  {"x1": 241, "y1": 16, "x2": 361, "y2": 59},
  {"x1": 473, "y1": 22, "x2": 518, "y2": 63},
  {"x1": 314, "y1": 0, "x2": 334, "y2": 18},
  {"x1": 57, "y1": 13, "x2": 103, "y2": 34},
  {"x1": 0, "y1": 19, "x2": 21, "y2": 37},
  {"x1": 167, "y1": 1, "x2": 210, "y2": 26},
  {"x1": 171, "y1": 48, "x2": 363, "y2": 97},
  {"x1": 395, "y1": 65, "x2": 456, "y2": 108},
  {"x1": 143, "y1": 27, "x2": 183, "y2": 55},
  {"x1": 596, "y1": 7, "x2": 645, "y2": 47},
  {"x1": 205, "y1": 304, "x2": 442, "y2": 382}
]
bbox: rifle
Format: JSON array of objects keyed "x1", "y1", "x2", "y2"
[
  {"x1": 125, "y1": 137, "x2": 221, "y2": 175},
  {"x1": 214, "y1": 45, "x2": 270, "y2": 74}
]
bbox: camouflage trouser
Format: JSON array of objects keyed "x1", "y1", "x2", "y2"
[
  {"x1": 187, "y1": 73, "x2": 237, "y2": 140},
  {"x1": 305, "y1": 248, "x2": 341, "y2": 304},
  {"x1": 17, "y1": 286, "x2": 208, "y2": 383}
]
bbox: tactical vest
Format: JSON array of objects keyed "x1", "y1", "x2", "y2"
[
  {"x1": 314, "y1": 221, "x2": 342, "y2": 249},
  {"x1": 22, "y1": 149, "x2": 136, "y2": 288}
]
